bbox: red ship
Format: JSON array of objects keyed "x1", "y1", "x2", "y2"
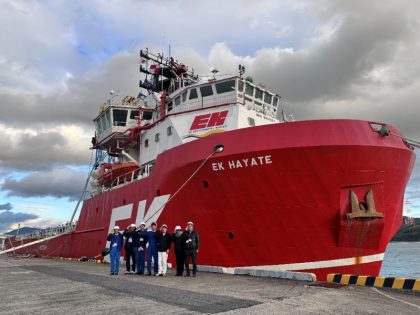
[{"x1": 3, "y1": 49, "x2": 416, "y2": 281}]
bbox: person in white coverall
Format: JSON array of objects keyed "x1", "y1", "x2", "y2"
[{"x1": 156, "y1": 224, "x2": 172, "y2": 276}]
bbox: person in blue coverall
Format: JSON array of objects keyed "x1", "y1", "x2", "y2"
[
  {"x1": 107, "y1": 225, "x2": 124, "y2": 275},
  {"x1": 135, "y1": 222, "x2": 148, "y2": 275},
  {"x1": 146, "y1": 222, "x2": 159, "y2": 275}
]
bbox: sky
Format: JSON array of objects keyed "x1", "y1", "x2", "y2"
[{"x1": 1, "y1": 0, "x2": 420, "y2": 232}]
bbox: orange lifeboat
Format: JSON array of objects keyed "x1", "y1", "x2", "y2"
[{"x1": 97, "y1": 162, "x2": 139, "y2": 187}]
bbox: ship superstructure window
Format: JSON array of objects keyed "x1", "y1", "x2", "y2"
[
  {"x1": 189, "y1": 88, "x2": 198, "y2": 99},
  {"x1": 248, "y1": 117, "x2": 255, "y2": 126},
  {"x1": 130, "y1": 110, "x2": 139, "y2": 119},
  {"x1": 200, "y1": 85, "x2": 213, "y2": 97},
  {"x1": 215, "y1": 80, "x2": 235, "y2": 94},
  {"x1": 175, "y1": 96, "x2": 181, "y2": 106},
  {"x1": 113, "y1": 109, "x2": 128, "y2": 126},
  {"x1": 96, "y1": 119, "x2": 102, "y2": 133},
  {"x1": 264, "y1": 93, "x2": 272, "y2": 105},
  {"x1": 255, "y1": 88, "x2": 263, "y2": 100},
  {"x1": 167, "y1": 101, "x2": 173, "y2": 112},
  {"x1": 167, "y1": 126, "x2": 173, "y2": 136},
  {"x1": 145, "y1": 139, "x2": 149, "y2": 147},
  {"x1": 182, "y1": 91, "x2": 188, "y2": 102},
  {"x1": 272, "y1": 97, "x2": 279, "y2": 108},
  {"x1": 155, "y1": 133, "x2": 160, "y2": 142},
  {"x1": 105, "y1": 110, "x2": 111, "y2": 128},
  {"x1": 245, "y1": 84, "x2": 254, "y2": 97},
  {"x1": 100, "y1": 115, "x2": 107, "y2": 132},
  {"x1": 238, "y1": 80, "x2": 244, "y2": 92}
]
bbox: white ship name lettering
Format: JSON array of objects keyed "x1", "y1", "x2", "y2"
[{"x1": 212, "y1": 155, "x2": 272, "y2": 171}]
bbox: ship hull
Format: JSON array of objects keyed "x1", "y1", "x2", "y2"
[{"x1": 7, "y1": 119, "x2": 415, "y2": 281}]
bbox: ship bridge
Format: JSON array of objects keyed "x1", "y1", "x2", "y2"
[{"x1": 89, "y1": 49, "x2": 283, "y2": 195}]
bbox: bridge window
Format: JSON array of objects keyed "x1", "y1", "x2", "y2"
[
  {"x1": 145, "y1": 139, "x2": 149, "y2": 147},
  {"x1": 245, "y1": 84, "x2": 254, "y2": 97},
  {"x1": 255, "y1": 88, "x2": 263, "y2": 100},
  {"x1": 105, "y1": 110, "x2": 111, "y2": 128},
  {"x1": 189, "y1": 88, "x2": 198, "y2": 99},
  {"x1": 264, "y1": 93, "x2": 272, "y2": 104},
  {"x1": 200, "y1": 85, "x2": 213, "y2": 97},
  {"x1": 155, "y1": 133, "x2": 160, "y2": 142},
  {"x1": 100, "y1": 114, "x2": 107, "y2": 131},
  {"x1": 175, "y1": 96, "x2": 181, "y2": 106},
  {"x1": 167, "y1": 126, "x2": 173, "y2": 136},
  {"x1": 238, "y1": 80, "x2": 244, "y2": 92},
  {"x1": 113, "y1": 109, "x2": 128, "y2": 126},
  {"x1": 182, "y1": 91, "x2": 188, "y2": 102},
  {"x1": 167, "y1": 101, "x2": 173, "y2": 112},
  {"x1": 96, "y1": 120, "x2": 102, "y2": 133},
  {"x1": 215, "y1": 80, "x2": 235, "y2": 94},
  {"x1": 272, "y1": 97, "x2": 279, "y2": 108},
  {"x1": 130, "y1": 110, "x2": 139, "y2": 119}
]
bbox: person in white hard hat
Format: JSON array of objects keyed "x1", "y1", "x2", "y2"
[
  {"x1": 172, "y1": 225, "x2": 185, "y2": 276},
  {"x1": 183, "y1": 221, "x2": 199, "y2": 277},
  {"x1": 107, "y1": 225, "x2": 123, "y2": 275},
  {"x1": 123, "y1": 223, "x2": 137, "y2": 274},
  {"x1": 156, "y1": 224, "x2": 172, "y2": 276},
  {"x1": 135, "y1": 222, "x2": 148, "y2": 275}
]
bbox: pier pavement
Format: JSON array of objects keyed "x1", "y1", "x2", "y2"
[{"x1": 1, "y1": 256, "x2": 419, "y2": 314}]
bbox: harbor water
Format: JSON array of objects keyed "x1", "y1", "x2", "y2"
[{"x1": 380, "y1": 242, "x2": 420, "y2": 278}]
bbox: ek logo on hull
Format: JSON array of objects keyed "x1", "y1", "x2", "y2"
[
  {"x1": 190, "y1": 110, "x2": 228, "y2": 131},
  {"x1": 107, "y1": 195, "x2": 170, "y2": 233}
]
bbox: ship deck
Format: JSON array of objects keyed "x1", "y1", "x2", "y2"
[{"x1": 1, "y1": 256, "x2": 419, "y2": 314}]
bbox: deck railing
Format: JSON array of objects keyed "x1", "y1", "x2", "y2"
[{"x1": 14, "y1": 223, "x2": 77, "y2": 241}]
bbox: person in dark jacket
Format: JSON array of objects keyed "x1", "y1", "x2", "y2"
[
  {"x1": 123, "y1": 223, "x2": 137, "y2": 274},
  {"x1": 135, "y1": 222, "x2": 148, "y2": 275},
  {"x1": 107, "y1": 225, "x2": 124, "y2": 275},
  {"x1": 146, "y1": 222, "x2": 159, "y2": 275},
  {"x1": 183, "y1": 221, "x2": 199, "y2": 277},
  {"x1": 156, "y1": 224, "x2": 172, "y2": 276},
  {"x1": 172, "y1": 225, "x2": 184, "y2": 276}
]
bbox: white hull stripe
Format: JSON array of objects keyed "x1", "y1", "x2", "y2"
[{"x1": 234, "y1": 253, "x2": 385, "y2": 272}]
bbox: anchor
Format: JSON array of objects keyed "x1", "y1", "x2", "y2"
[{"x1": 347, "y1": 189, "x2": 384, "y2": 220}]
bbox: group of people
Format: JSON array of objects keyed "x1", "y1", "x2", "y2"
[{"x1": 107, "y1": 221, "x2": 199, "y2": 277}]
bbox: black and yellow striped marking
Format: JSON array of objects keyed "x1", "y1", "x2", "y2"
[{"x1": 327, "y1": 274, "x2": 420, "y2": 291}]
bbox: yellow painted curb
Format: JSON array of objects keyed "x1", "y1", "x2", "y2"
[{"x1": 327, "y1": 273, "x2": 420, "y2": 291}]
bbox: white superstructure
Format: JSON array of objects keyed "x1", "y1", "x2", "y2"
[{"x1": 91, "y1": 49, "x2": 284, "y2": 194}]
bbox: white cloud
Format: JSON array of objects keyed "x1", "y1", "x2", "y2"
[
  {"x1": 2, "y1": 167, "x2": 87, "y2": 200},
  {"x1": 0, "y1": 0, "x2": 419, "y2": 216},
  {"x1": 0, "y1": 124, "x2": 91, "y2": 170}
]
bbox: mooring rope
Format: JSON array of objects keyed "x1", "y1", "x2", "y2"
[
  {"x1": 389, "y1": 132, "x2": 420, "y2": 149},
  {"x1": 0, "y1": 145, "x2": 223, "y2": 256},
  {"x1": 143, "y1": 145, "x2": 223, "y2": 225}
]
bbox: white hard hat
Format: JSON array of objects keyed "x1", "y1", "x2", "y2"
[
  {"x1": 113, "y1": 225, "x2": 120, "y2": 230},
  {"x1": 187, "y1": 221, "x2": 194, "y2": 226},
  {"x1": 140, "y1": 222, "x2": 146, "y2": 226},
  {"x1": 175, "y1": 225, "x2": 182, "y2": 231},
  {"x1": 161, "y1": 224, "x2": 168, "y2": 229},
  {"x1": 130, "y1": 223, "x2": 136, "y2": 227}
]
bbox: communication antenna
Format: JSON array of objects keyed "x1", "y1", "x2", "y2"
[{"x1": 238, "y1": 64, "x2": 245, "y2": 78}]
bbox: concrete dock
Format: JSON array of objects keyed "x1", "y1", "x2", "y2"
[{"x1": 1, "y1": 257, "x2": 419, "y2": 314}]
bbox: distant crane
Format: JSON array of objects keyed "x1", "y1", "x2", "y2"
[{"x1": 404, "y1": 199, "x2": 415, "y2": 225}]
